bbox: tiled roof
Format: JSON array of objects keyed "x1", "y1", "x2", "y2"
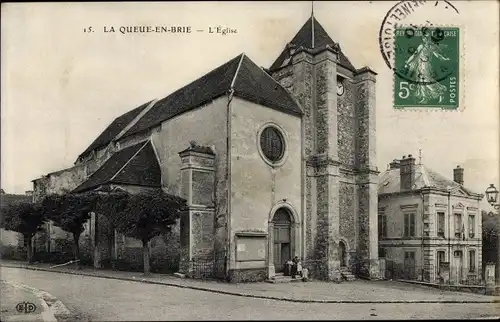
[
  {"x1": 378, "y1": 165, "x2": 478, "y2": 196},
  {"x1": 77, "y1": 101, "x2": 152, "y2": 160},
  {"x1": 233, "y1": 55, "x2": 302, "y2": 115},
  {"x1": 269, "y1": 17, "x2": 356, "y2": 72},
  {"x1": 73, "y1": 141, "x2": 161, "y2": 193},
  {"x1": 123, "y1": 54, "x2": 302, "y2": 138}
]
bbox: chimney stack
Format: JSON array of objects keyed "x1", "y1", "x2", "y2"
[
  {"x1": 400, "y1": 154, "x2": 416, "y2": 190},
  {"x1": 453, "y1": 165, "x2": 464, "y2": 185},
  {"x1": 389, "y1": 159, "x2": 400, "y2": 169}
]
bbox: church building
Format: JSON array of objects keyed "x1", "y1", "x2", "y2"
[{"x1": 32, "y1": 15, "x2": 380, "y2": 282}]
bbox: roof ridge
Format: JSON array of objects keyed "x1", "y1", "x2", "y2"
[
  {"x1": 230, "y1": 53, "x2": 245, "y2": 91},
  {"x1": 420, "y1": 164, "x2": 431, "y2": 187},
  {"x1": 108, "y1": 140, "x2": 150, "y2": 182},
  {"x1": 76, "y1": 101, "x2": 151, "y2": 162},
  {"x1": 114, "y1": 99, "x2": 158, "y2": 143}
]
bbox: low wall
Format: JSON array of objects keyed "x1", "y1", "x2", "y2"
[
  {"x1": 227, "y1": 268, "x2": 267, "y2": 283},
  {"x1": 398, "y1": 279, "x2": 500, "y2": 296}
]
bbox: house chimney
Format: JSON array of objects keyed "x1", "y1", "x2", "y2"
[
  {"x1": 389, "y1": 159, "x2": 400, "y2": 169},
  {"x1": 453, "y1": 165, "x2": 464, "y2": 185},
  {"x1": 400, "y1": 154, "x2": 416, "y2": 190}
]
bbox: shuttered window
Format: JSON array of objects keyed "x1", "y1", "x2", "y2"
[
  {"x1": 437, "y1": 212, "x2": 445, "y2": 237},
  {"x1": 469, "y1": 250, "x2": 476, "y2": 272},
  {"x1": 404, "y1": 213, "x2": 416, "y2": 237}
]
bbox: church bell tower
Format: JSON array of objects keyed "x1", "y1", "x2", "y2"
[{"x1": 268, "y1": 13, "x2": 380, "y2": 281}]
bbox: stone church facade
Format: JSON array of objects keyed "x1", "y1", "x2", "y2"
[{"x1": 32, "y1": 16, "x2": 379, "y2": 282}]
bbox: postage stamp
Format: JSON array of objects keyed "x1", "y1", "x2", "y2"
[{"x1": 393, "y1": 26, "x2": 460, "y2": 109}]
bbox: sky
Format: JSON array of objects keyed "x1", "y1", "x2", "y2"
[{"x1": 1, "y1": 1, "x2": 499, "y2": 209}]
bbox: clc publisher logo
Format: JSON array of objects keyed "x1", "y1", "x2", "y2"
[{"x1": 16, "y1": 302, "x2": 37, "y2": 314}]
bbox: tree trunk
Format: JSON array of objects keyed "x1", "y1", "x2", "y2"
[
  {"x1": 143, "y1": 239, "x2": 150, "y2": 276},
  {"x1": 93, "y1": 213, "x2": 100, "y2": 269},
  {"x1": 72, "y1": 232, "x2": 81, "y2": 269},
  {"x1": 26, "y1": 235, "x2": 33, "y2": 264}
]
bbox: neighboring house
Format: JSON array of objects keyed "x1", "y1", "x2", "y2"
[
  {"x1": 32, "y1": 14, "x2": 380, "y2": 282},
  {"x1": 0, "y1": 190, "x2": 33, "y2": 247},
  {"x1": 378, "y1": 155, "x2": 484, "y2": 284}
]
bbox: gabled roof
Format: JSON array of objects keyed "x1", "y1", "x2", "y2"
[
  {"x1": 77, "y1": 101, "x2": 152, "y2": 160},
  {"x1": 378, "y1": 165, "x2": 479, "y2": 197},
  {"x1": 269, "y1": 16, "x2": 356, "y2": 72},
  {"x1": 73, "y1": 140, "x2": 161, "y2": 193},
  {"x1": 122, "y1": 54, "x2": 302, "y2": 138}
]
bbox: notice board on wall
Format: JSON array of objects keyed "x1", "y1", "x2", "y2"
[{"x1": 235, "y1": 233, "x2": 267, "y2": 262}]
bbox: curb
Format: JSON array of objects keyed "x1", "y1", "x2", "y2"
[
  {"x1": 2, "y1": 264, "x2": 499, "y2": 304},
  {"x1": 1, "y1": 279, "x2": 70, "y2": 322}
]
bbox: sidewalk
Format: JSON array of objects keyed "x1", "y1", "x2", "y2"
[
  {"x1": 2, "y1": 259, "x2": 499, "y2": 304},
  {"x1": 0, "y1": 280, "x2": 55, "y2": 322}
]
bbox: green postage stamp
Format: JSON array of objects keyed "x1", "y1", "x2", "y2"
[{"x1": 393, "y1": 26, "x2": 460, "y2": 109}]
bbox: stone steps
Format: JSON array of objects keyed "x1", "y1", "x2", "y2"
[
  {"x1": 340, "y1": 267, "x2": 356, "y2": 282},
  {"x1": 266, "y1": 274, "x2": 303, "y2": 284}
]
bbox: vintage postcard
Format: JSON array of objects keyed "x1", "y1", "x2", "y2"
[{"x1": 1, "y1": 1, "x2": 499, "y2": 321}]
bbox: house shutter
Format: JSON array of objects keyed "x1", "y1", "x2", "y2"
[
  {"x1": 404, "y1": 214, "x2": 409, "y2": 237},
  {"x1": 410, "y1": 214, "x2": 416, "y2": 236}
]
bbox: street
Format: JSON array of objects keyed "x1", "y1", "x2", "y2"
[{"x1": 1, "y1": 267, "x2": 499, "y2": 320}]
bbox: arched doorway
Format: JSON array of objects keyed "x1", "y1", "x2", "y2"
[
  {"x1": 339, "y1": 241, "x2": 347, "y2": 267},
  {"x1": 272, "y1": 208, "x2": 292, "y2": 273}
]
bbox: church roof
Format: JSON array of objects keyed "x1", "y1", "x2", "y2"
[
  {"x1": 269, "y1": 17, "x2": 356, "y2": 72},
  {"x1": 77, "y1": 101, "x2": 152, "y2": 160},
  {"x1": 378, "y1": 165, "x2": 480, "y2": 198},
  {"x1": 123, "y1": 54, "x2": 302, "y2": 138},
  {"x1": 73, "y1": 140, "x2": 161, "y2": 193}
]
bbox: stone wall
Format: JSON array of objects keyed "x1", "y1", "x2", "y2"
[
  {"x1": 191, "y1": 211, "x2": 215, "y2": 260},
  {"x1": 339, "y1": 182, "x2": 356, "y2": 250},
  {"x1": 272, "y1": 49, "x2": 380, "y2": 280},
  {"x1": 32, "y1": 163, "x2": 88, "y2": 201},
  {"x1": 114, "y1": 229, "x2": 180, "y2": 273},
  {"x1": 353, "y1": 68, "x2": 379, "y2": 279},
  {"x1": 354, "y1": 70, "x2": 377, "y2": 170},
  {"x1": 337, "y1": 79, "x2": 356, "y2": 168},
  {"x1": 227, "y1": 268, "x2": 267, "y2": 283},
  {"x1": 229, "y1": 97, "x2": 303, "y2": 273},
  {"x1": 33, "y1": 141, "x2": 120, "y2": 201},
  {"x1": 314, "y1": 52, "x2": 338, "y2": 157},
  {"x1": 291, "y1": 58, "x2": 315, "y2": 261},
  {"x1": 147, "y1": 97, "x2": 229, "y2": 259}
]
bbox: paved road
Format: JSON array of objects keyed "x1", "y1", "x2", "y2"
[
  {"x1": 1, "y1": 267, "x2": 498, "y2": 321},
  {"x1": 0, "y1": 281, "x2": 46, "y2": 322}
]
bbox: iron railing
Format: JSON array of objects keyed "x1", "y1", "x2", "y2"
[
  {"x1": 383, "y1": 261, "x2": 433, "y2": 281},
  {"x1": 188, "y1": 251, "x2": 227, "y2": 280},
  {"x1": 381, "y1": 261, "x2": 486, "y2": 285}
]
